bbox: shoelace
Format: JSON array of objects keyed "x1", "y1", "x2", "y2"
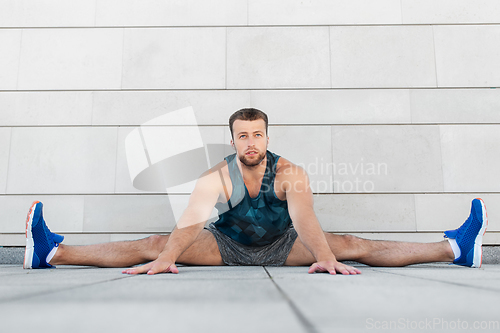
[
  {"x1": 456, "y1": 209, "x2": 475, "y2": 241},
  {"x1": 41, "y1": 215, "x2": 55, "y2": 243}
]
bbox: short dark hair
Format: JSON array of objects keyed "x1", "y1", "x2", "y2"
[{"x1": 229, "y1": 108, "x2": 268, "y2": 139}]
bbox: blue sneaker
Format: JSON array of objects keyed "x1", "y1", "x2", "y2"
[
  {"x1": 24, "y1": 201, "x2": 64, "y2": 269},
  {"x1": 444, "y1": 198, "x2": 488, "y2": 268}
]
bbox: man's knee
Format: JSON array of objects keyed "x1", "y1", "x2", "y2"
[
  {"x1": 326, "y1": 232, "x2": 362, "y2": 247},
  {"x1": 326, "y1": 233, "x2": 367, "y2": 260},
  {"x1": 340, "y1": 234, "x2": 369, "y2": 259},
  {"x1": 145, "y1": 234, "x2": 168, "y2": 253},
  {"x1": 341, "y1": 234, "x2": 361, "y2": 246}
]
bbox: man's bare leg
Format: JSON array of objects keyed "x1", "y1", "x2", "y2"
[
  {"x1": 49, "y1": 230, "x2": 224, "y2": 267},
  {"x1": 287, "y1": 198, "x2": 489, "y2": 267},
  {"x1": 285, "y1": 232, "x2": 455, "y2": 266}
]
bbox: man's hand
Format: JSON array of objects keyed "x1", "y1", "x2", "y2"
[
  {"x1": 122, "y1": 258, "x2": 179, "y2": 275},
  {"x1": 308, "y1": 260, "x2": 361, "y2": 275}
]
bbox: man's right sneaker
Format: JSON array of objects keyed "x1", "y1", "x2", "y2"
[
  {"x1": 24, "y1": 201, "x2": 64, "y2": 269},
  {"x1": 444, "y1": 198, "x2": 488, "y2": 268}
]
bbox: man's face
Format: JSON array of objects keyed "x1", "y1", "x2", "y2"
[{"x1": 231, "y1": 119, "x2": 268, "y2": 167}]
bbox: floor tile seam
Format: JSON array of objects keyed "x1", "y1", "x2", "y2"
[
  {"x1": 0, "y1": 273, "x2": 274, "y2": 281},
  {"x1": 0, "y1": 275, "x2": 133, "y2": 304},
  {"x1": 0, "y1": 273, "x2": 37, "y2": 278},
  {"x1": 369, "y1": 268, "x2": 500, "y2": 294},
  {"x1": 127, "y1": 273, "x2": 268, "y2": 281},
  {"x1": 263, "y1": 267, "x2": 318, "y2": 333},
  {"x1": 42, "y1": 299, "x2": 292, "y2": 304},
  {"x1": 114, "y1": 278, "x2": 273, "y2": 282},
  {"x1": 0, "y1": 299, "x2": 291, "y2": 305}
]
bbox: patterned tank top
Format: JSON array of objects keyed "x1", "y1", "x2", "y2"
[{"x1": 213, "y1": 150, "x2": 292, "y2": 246}]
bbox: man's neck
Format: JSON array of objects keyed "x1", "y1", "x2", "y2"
[{"x1": 236, "y1": 155, "x2": 267, "y2": 184}]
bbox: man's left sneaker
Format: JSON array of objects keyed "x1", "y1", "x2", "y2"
[
  {"x1": 24, "y1": 201, "x2": 64, "y2": 269},
  {"x1": 444, "y1": 198, "x2": 488, "y2": 268}
]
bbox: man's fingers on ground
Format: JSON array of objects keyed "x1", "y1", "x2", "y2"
[
  {"x1": 308, "y1": 263, "x2": 320, "y2": 273},
  {"x1": 350, "y1": 267, "x2": 362, "y2": 274},
  {"x1": 335, "y1": 265, "x2": 349, "y2": 275},
  {"x1": 122, "y1": 267, "x2": 142, "y2": 275},
  {"x1": 309, "y1": 263, "x2": 331, "y2": 274},
  {"x1": 146, "y1": 264, "x2": 166, "y2": 275},
  {"x1": 147, "y1": 263, "x2": 179, "y2": 275},
  {"x1": 339, "y1": 264, "x2": 360, "y2": 275},
  {"x1": 122, "y1": 262, "x2": 152, "y2": 275}
]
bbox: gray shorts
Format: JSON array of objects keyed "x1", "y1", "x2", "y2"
[{"x1": 205, "y1": 223, "x2": 298, "y2": 266}]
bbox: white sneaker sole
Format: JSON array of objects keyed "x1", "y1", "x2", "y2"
[
  {"x1": 23, "y1": 201, "x2": 39, "y2": 269},
  {"x1": 472, "y1": 198, "x2": 488, "y2": 268}
]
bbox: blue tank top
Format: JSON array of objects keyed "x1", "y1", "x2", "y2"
[{"x1": 213, "y1": 150, "x2": 292, "y2": 247}]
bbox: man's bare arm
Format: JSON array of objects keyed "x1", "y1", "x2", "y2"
[
  {"x1": 283, "y1": 165, "x2": 361, "y2": 275},
  {"x1": 123, "y1": 170, "x2": 221, "y2": 275}
]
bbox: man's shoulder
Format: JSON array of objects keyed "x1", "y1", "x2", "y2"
[
  {"x1": 275, "y1": 156, "x2": 307, "y2": 180},
  {"x1": 199, "y1": 160, "x2": 229, "y2": 180}
]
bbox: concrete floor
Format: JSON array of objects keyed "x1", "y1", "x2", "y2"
[{"x1": 1, "y1": 264, "x2": 499, "y2": 333}]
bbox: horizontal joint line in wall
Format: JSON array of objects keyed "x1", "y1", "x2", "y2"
[
  {"x1": 2, "y1": 231, "x2": 499, "y2": 235},
  {"x1": 0, "y1": 125, "x2": 229, "y2": 128},
  {"x1": 0, "y1": 193, "x2": 190, "y2": 196},
  {"x1": 2, "y1": 124, "x2": 500, "y2": 128},
  {"x1": 317, "y1": 192, "x2": 500, "y2": 195},
  {"x1": 1, "y1": 192, "x2": 500, "y2": 196},
  {"x1": 0, "y1": 87, "x2": 499, "y2": 93},
  {"x1": 0, "y1": 232, "x2": 171, "y2": 235},
  {"x1": 1, "y1": 23, "x2": 500, "y2": 30}
]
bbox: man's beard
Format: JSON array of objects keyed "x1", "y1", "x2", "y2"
[{"x1": 238, "y1": 150, "x2": 266, "y2": 167}]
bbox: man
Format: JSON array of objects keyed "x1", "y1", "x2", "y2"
[{"x1": 23, "y1": 109, "x2": 488, "y2": 275}]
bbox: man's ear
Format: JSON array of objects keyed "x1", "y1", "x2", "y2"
[{"x1": 230, "y1": 139, "x2": 235, "y2": 149}]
